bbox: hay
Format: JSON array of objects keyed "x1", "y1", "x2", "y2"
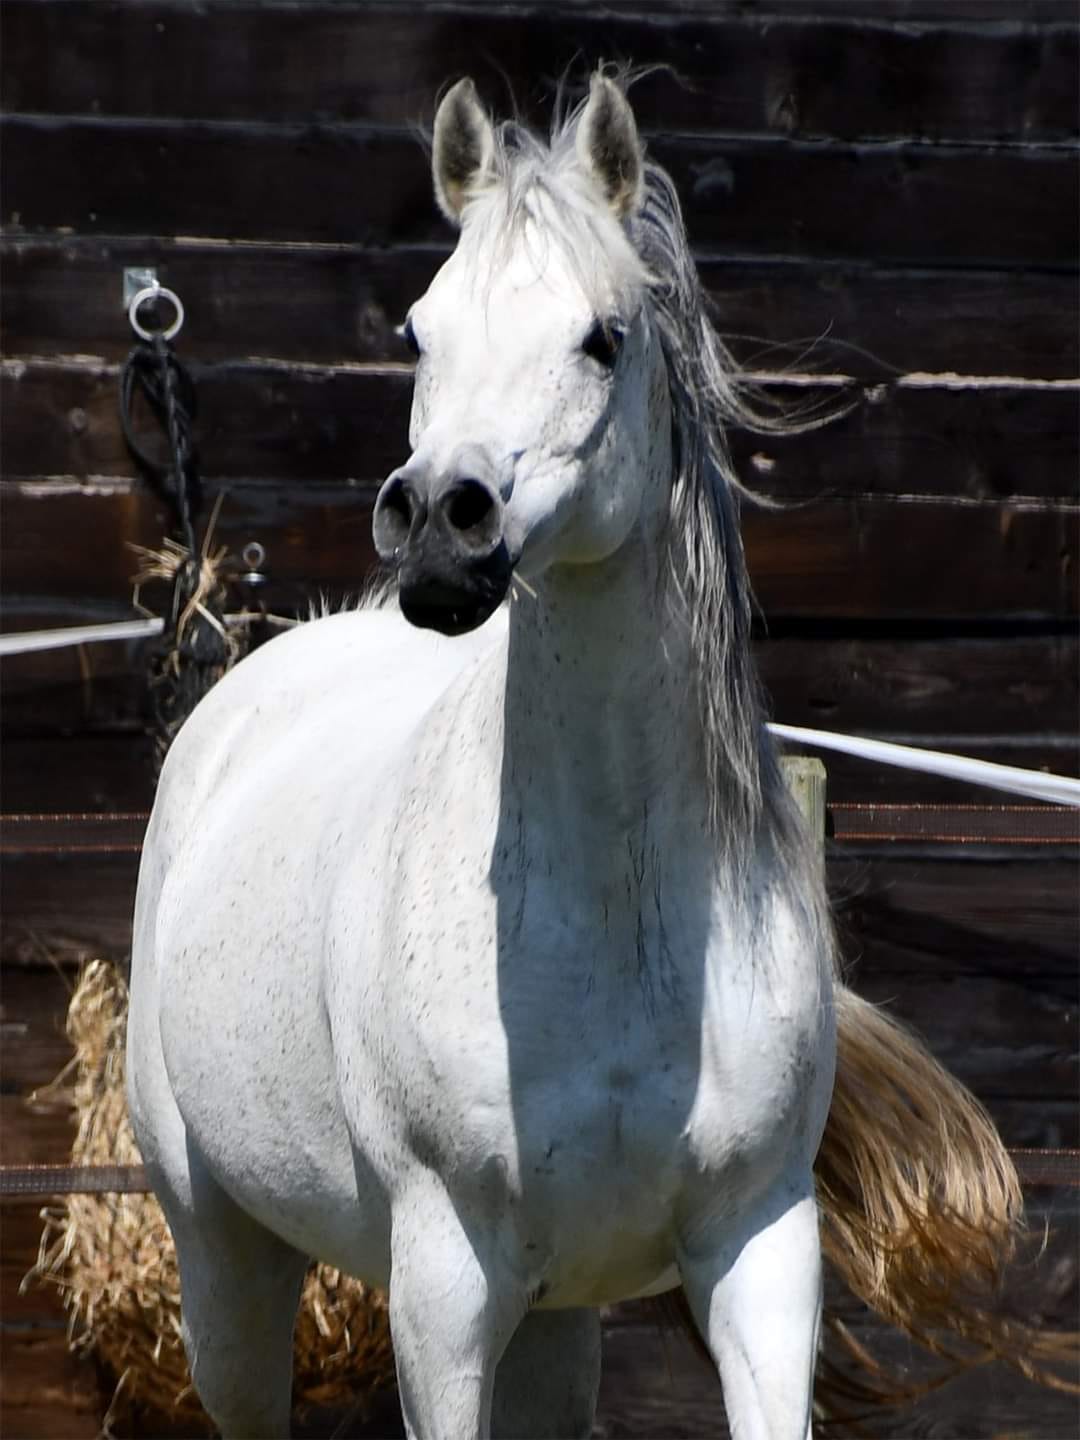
[{"x1": 31, "y1": 959, "x2": 396, "y2": 1432}]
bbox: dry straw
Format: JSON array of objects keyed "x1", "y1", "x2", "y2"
[{"x1": 30, "y1": 959, "x2": 396, "y2": 1433}]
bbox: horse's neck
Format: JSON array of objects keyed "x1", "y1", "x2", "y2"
[{"x1": 503, "y1": 531, "x2": 705, "y2": 847}]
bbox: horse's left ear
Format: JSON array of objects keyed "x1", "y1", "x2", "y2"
[
  {"x1": 575, "y1": 74, "x2": 644, "y2": 220},
  {"x1": 432, "y1": 77, "x2": 495, "y2": 225}
]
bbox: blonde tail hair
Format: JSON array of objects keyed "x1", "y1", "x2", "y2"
[{"x1": 815, "y1": 986, "x2": 1078, "y2": 1417}]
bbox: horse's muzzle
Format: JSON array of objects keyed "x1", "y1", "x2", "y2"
[{"x1": 372, "y1": 462, "x2": 512, "y2": 635}]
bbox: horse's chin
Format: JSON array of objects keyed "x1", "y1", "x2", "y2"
[{"x1": 397, "y1": 565, "x2": 510, "y2": 637}]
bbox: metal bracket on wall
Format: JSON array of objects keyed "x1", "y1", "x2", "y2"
[{"x1": 122, "y1": 266, "x2": 158, "y2": 310}]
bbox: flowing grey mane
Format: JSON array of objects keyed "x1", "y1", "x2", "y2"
[{"x1": 461, "y1": 102, "x2": 802, "y2": 871}]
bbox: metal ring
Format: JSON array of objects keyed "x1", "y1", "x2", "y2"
[{"x1": 128, "y1": 285, "x2": 185, "y2": 342}]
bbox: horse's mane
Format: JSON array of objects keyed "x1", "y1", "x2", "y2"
[{"x1": 465, "y1": 98, "x2": 809, "y2": 877}]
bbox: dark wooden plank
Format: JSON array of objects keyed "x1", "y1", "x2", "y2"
[
  {"x1": 0, "y1": 1093, "x2": 75, "y2": 1169},
  {"x1": 829, "y1": 855, "x2": 1080, "y2": 981},
  {"x1": 3, "y1": 0, "x2": 1076, "y2": 144},
  {"x1": 811, "y1": 740, "x2": 1080, "y2": 804},
  {"x1": 740, "y1": 498, "x2": 1078, "y2": 619},
  {"x1": 4, "y1": 847, "x2": 1076, "y2": 1133},
  {"x1": 3, "y1": 1260, "x2": 1074, "y2": 1440},
  {"x1": 758, "y1": 631, "x2": 1080, "y2": 737},
  {"x1": 0, "y1": 1326, "x2": 105, "y2": 1440},
  {"x1": 1, "y1": 966, "x2": 75, "y2": 1096},
  {"x1": 4, "y1": 117, "x2": 1077, "y2": 268},
  {"x1": 0, "y1": 239, "x2": 440, "y2": 370},
  {"x1": 1, "y1": 603, "x2": 156, "y2": 737},
  {"x1": 7, "y1": 623, "x2": 1076, "y2": 748},
  {"x1": 731, "y1": 381, "x2": 1080, "y2": 504},
  {"x1": 4, "y1": 723, "x2": 1074, "y2": 815},
  {"x1": 3, "y1": 1276, "x2": 1077, "y2": 1440},
  {"x1": 3, "y1": 1203, "x2": 77, "y2": 1321},
  {"x1": 1, "y1": 851, "x2": 141, "y2": 966},
  {"x1": 598, "y1": 1314, "x2": 1079, "y2": 1437},
  {"x1": 0, "y1": 735, "x2": 156, "y2": 810},
  {"x1": 4, "y1": 478, "x2": 1076, "y2": 620},
  {"x1": 848, "y1": 969, "x2": 1078, "y2": 1111},
  {"x1": 5, "y1": 834, "x2": 1077, "y2": 989},
  {"x1": 711, "y1": 260, "x2": 1080, "y2": 381},
  {"x1": 5, "y1": 237, "x2": 1078, "y2": 380},
  {"x1": 6, "y1": 361, "x2": 1077, "y2": 502}
]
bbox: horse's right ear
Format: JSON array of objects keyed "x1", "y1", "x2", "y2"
[{"x1": 432, "y1": 78, "x2": 495, "y2": 225}]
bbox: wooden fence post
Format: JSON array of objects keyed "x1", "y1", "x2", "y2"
[{"x1": 781, "y1": 755, "x2": 827, "y2": 869}]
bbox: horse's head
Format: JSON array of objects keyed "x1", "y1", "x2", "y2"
[{"x1": 373, "y1": 75, "x2": 670, "y2": 635}]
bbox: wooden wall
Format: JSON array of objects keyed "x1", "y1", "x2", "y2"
[{"x1": 2, "y1": 1, "x2": 1077, "y2": 1436}]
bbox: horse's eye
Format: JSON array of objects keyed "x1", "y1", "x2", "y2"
[
  {"x1": 399, "y1": 315, "x2": 421, "y2": 359},
  {"x1": 582, "y1": 318, "x2": 624, "y2": 369}
]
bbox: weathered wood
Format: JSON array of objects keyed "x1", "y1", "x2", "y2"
[
  {"x1": 8, "y1": 478, "x2": 1074, "y2": 621},
  {"x1": 4, "y1": 0, "x2": 1076, "y2": 144},
  {"x1": 0, "y1": 1326, "x2": 106, "y2": 1440},
  {"x1": 6, "y1": 361, "x2": 1077, "y2": 504},
  {"x1": 4, "y1": 1304, "x2": 1075, "y2": 1440},
  {"x1": 0, "y1": 735, "x2": 157, "y2": 811},
  {"x1": 3, "y1": 720, "x2": 1075, "y2": 835},
  {"x1": 1, "y1": 851, "x2": 141, "y2": 966},
  {"x1": 7, "y1": 238, "x2": 1078, "y2": 379},
  {"x1": 781, "y1": 756, "x2": 827, "y2": 874},
  {"x1": 598, "y1": 1309, "x2": 1079, "y2": 1438},
  {"x1": 804, "y1": 741, "x2": 1080, "y2": 805},
  {"x1": 4, "y1": 851, "x2": 1076, "y2": 1135},
  {"x1": 5, "y1": 629, "x2": 1077, "y2": 756},
  {"x1": 4, "y1": 117, "x2": 1076, "y2": 268},
  {"x1": 828, "y1": 854, "x2": 1080, "y2": 981},
  {"x1": 11, "y1": 851, "x2": 1075, "y2": 982},
  {"x1": 758, "y1": 631, "x2": 1080, "y2": 736}
]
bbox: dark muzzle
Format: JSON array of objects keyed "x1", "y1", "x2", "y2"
[{"x1": 372, "y1": 461, "x2": 512, "y2": 635}]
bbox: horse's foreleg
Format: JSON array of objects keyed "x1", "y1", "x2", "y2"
[
  {"x1": 168, "y1": 1144, "x2": 309, "y2": 1440},
  {"x1": 678, "y1": 1171, "x2": 821, "y2": 1440},
  {"x1": 491, "y1": 1309, "x2": 601, "y2": 1439},
  {"x1": 389, "y1": 1180, "x2": 525, "y2": 1440}
]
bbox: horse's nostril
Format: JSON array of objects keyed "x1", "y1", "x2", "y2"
[
  {"x1": 445, "y1": 479, "x2": 494, "y2": 533},
  {"x1": 373, "y1": 475, "x2": 418, "y2": 559},
  {"x1": 383, "y1": 478, "x2": 414, "y2": 530},
  {"x1": 442, "y1": 480, "x2": 498, "y2": 547}
]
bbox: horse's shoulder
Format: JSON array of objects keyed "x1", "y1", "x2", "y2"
[{"x1": 151, "y1": 605, "x2": 509, "y2": 848}]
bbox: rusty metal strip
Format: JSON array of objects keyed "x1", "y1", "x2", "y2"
[
  {"x1": 831, "y1": 802, "x2": 1078, "y2": 845},
  {"x1": 0, "y1": 1163, "x2": 149, "y2": 1198},
  {"x1": 2, "y1": 1153, "x2": 1078, "y2": 1199},
  {"x1": 6, "y1": 805, "x2": 1079, "y2": 855}
]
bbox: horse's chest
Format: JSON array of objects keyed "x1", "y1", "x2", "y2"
[{"x1": 398, "y1": 992, "x2": 694, "y2": 1303}]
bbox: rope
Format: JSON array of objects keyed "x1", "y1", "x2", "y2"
[
  {"x1": 117, "y1": 290, "x2": 256, "y2": 775},
  {"x1": 768, "y1": 723, "x2": 1080, "y2": 808},
  {"x1": 119, "y1": 333, "x2": 201, "y2": 555},
  {"x1": 0, "y1": 618, "x2": 165, "y2": 658}
]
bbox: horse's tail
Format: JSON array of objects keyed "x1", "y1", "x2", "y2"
[{"x1": 814, "y1": 984, "x2": 1078, "y2": 1415}]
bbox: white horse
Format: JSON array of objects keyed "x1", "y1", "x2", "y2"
[{"x1": 127, "y1": 76, "x2": 1032, "y2": 1440}]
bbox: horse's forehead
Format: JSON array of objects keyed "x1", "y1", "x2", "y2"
[{"x1": 428, "y1": 222, "x2": 612, "y2": 328}]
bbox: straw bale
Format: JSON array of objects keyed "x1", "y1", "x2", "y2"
[{"x1": 31, "y1": 959, "x2": 396, "y2": 1432}]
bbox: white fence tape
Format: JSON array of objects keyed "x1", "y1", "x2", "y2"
[
  {"x1": 0, "y1": 618, "x2": 165, "y2": 657},
  {"x1": 1, "y1": 620, "x2": 1076, "y2": 808},
  {"x1": 768, "y1": 723, "x2": 1080, "y2": 808}
]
